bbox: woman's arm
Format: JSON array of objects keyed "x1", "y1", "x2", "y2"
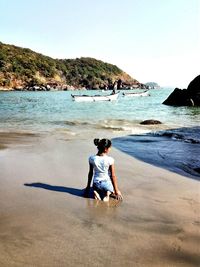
[
  {"x1": 109, "y1": 164, "x2": 123, "y2": 200},
  {"x1": 84, "y1": 163, "x2": 93, "y2": 197}
]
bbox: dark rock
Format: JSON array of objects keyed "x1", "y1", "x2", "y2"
[
  {"x1": 163, "y1": 75, "x2": 200, "y2": 106},
  {"x1": 187, "y1": 75, "x2": 200, "y2": 93},
  {"x1": 187, "y1": 75, "x2": 200, "y2": 105},
  {"x1": 140, "y1": 120, "x2": 162, "y2": 125},
  {"x1": 194, "y1": 167, "x2": 200, "y2": 174},
  {"x1": 162, "y1": 88, "x2": 192, "y2": 106}
]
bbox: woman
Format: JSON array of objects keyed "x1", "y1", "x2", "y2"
[{"x1": 84, "y1": 138, "x2": 123, "y2": 201}]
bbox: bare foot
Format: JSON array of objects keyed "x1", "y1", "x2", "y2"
[
  {"x1": 103, "y1": 196, "x2": 109, "y2": 202},
  {"x1": 103, "y1": 191, "x2": 111, "y2": 202}
]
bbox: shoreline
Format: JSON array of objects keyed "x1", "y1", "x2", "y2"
[{"x1": 0, "y1": 132, "x2": 199, "y2": 266}]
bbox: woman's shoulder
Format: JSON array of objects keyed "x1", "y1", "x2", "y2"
[
  {"x1": 105, "y1": 155, "x2": 114, "y2": 164},
  {"x1": 88, "y1": 154, "x2": 96, "y2": 162}
]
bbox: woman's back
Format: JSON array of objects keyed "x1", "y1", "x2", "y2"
[{"x1": 89, "y1": 154, "x2": 114, "y2": 182}]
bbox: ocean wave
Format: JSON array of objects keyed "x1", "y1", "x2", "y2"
[
  {"x1": 53, "y1": 119, "x2": 162, "y2": 134},
  {"x1": 95, "y1": 125, "x2": 125, "y2": 131},
  {"x1": 65, "y1": 120, "x2": 91, "y2": 127}
]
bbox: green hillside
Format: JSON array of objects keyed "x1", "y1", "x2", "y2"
[{"x1": 0, "y1": 42, "x2": 139, "y2": 90}]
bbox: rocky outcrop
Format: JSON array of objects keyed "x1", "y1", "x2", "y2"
[
  {"x1": 163, "y1": 75, "x2": 200, "y2": 106},
  {"x1": 140, "y1": 120, "x2": 162, "y2": 125},
  {"x1": 187, "y1": 75, "x2": 200, "y2": 98},
  {"x1": 145, "y1": 82, "x2": 160, "y2": 89}
]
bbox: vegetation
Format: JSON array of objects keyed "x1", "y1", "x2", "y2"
[{"x1": 0, "y1": 41, "x2": 138, "y2": 89}]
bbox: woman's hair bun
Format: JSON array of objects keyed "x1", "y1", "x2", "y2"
[
  {"x1": 93, "y1": 138, "x2": 112, "y2": 152},
  {"x1": 94, "y1": 138, "x2": 100, "y2": 146}
]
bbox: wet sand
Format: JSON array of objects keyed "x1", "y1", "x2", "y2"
[{"x1": 0, "y1": 133, "x2": 199, "y2": 267}]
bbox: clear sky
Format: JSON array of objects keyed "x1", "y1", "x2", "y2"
[{"x1": 0, "y1": 0, "x2": 199, "y2": 87}]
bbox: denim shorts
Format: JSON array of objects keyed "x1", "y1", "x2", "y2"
[{"x1": 93, "y1": 179, "x2": 114, "y2": 193}]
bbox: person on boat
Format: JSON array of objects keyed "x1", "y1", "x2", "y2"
[
  {"x1": 111, "y1": 88, "x2": 117, "y2": 94},
  {"x1": 111, "y1": 81, "x2": 117, "y2": 94},
  {"x1": 84, "y1": 138, "x2": 123, "y2": 201}
]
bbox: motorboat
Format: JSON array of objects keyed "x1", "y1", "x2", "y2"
[
  {"x1": 71, "y1": 92, "x2": 119, "y2": 102},
  {"x1": 122, "y1": 90, "x2": 150, "y2": 97}
]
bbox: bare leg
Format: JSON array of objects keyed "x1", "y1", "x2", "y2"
[
  {"x1": 103, "y1": 191, "x2": 111, "y2": 202},
  {"x1": 94, "y1": 190, "x2": 101, "y2": 200}
]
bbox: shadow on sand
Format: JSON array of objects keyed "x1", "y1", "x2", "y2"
[{"x1": 24, "y1": 183, "x2": 94, "y2": 199}]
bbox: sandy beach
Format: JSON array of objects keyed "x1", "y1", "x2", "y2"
[{"x1": 0, "y1": 132, "x2": 199, "y2": 267}]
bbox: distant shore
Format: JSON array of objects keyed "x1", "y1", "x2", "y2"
[
  {"x1": 0, "y1": 85, "x2": 150, "y2": 92},
  {"x1": 0, "y1": 87, "x2": 14, "y2": 91},
  {"x1": 0, "y1": 131, "x2": 199, "y2": 267},
  {"x1": 0, "y1": 83, "x2": 152, "y2": 92}
]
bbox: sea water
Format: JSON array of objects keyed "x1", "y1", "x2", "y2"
[{"x1": 0, "y1": 89, "x2": 200, "y2": 177}]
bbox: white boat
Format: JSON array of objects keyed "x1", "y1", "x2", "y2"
[
  {"x1": 122, "y1": 90, "x2": 150, "y2": 97},
  {"x1": 71, "y1": 92, "x2": 119, "y2": 102}
]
